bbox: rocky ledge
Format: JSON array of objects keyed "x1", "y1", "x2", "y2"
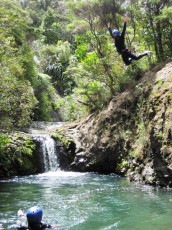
[{"x1": 56, "y1": 62, "x2": 172, "y2": 187}]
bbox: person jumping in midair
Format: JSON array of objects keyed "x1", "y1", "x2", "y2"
[{"x1": 108, "y1": 16, "x2": 152, "y2": 66}]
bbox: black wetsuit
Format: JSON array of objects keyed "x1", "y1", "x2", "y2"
[
  {"x1": 17, "y1": 222, "x2": 52, "y2": 230},
  {"x1": 108, "y1": 22, "x2": 148, "y2": 65}
]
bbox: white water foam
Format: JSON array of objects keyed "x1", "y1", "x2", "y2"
[
  {"x1": 31, "y1": 134, "x2": 59, "y2": 171},
  {"x1": 36, "y1": 171, "x2": 87, "y2": 178}
]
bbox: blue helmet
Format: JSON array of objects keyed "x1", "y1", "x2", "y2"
[
  {"x1": 26, "y1": 206, "x2": 43, "y2": 224},
  {"x1": 112, "y1": 29, "x2": 120, "y2": 37}
]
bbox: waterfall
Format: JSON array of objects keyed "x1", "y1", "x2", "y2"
[
  {"x1": 31, "y1": 134, "x2": 59, "y2": 172},
  {"x1": 29, "y1": 122, "x2": 64, "y2": 172}
]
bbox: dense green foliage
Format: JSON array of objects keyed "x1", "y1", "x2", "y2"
[
  {"x1": 0, "y1": 0, "x2": 172, "y2": 125},
  {"x1": 0, "y1": 0, "x2": 172, "y2": 178},
  {"x1": 0, "y1": 133, "x2": 36, "y2": 178},
  {"x1": 0, "y1": 0, "x2": 37, "y2": 128}
]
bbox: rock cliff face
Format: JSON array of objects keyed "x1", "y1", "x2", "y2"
[{"x1": 58, "y1": 62, "x2": 172, "y2": 187}]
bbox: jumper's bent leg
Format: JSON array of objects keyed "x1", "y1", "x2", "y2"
[{"x1": 129, "y1": 51, "x2": 152, "y2": 61}]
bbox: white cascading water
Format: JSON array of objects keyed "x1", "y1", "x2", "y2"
[
  {"x1": 29, "y1": 122, "x2": 63, "y2": 172},
  {"x1": 31, "y1": 133, "x2": 59, "y2": 172}
]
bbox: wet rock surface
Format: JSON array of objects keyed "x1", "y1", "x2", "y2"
[{"x1": 57, "y1": 62, "x2": 172, "y2": 187}]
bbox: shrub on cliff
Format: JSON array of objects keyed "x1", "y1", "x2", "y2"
[{"x1": 0, "y1": 133, "x2": 37, "y2": 178}]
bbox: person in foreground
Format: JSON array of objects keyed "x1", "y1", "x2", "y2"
[
  {"x1": 108, "y1": 16, "x2": 152, "y2": 66},
  {"x1": 17, "y1": 206, "x2": 52, "y2": 230}
]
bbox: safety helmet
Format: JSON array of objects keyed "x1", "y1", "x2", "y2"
[
  {"x1": 26, "y1": 206, "x2": 43, "y2": 223},
  {"x1": 112, "y1": 29, "x2": 120, "y2": 37}
]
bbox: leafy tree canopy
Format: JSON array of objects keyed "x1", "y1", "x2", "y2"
[{"x1": 1, "y1": 0, "x2": 172, "y2": 124}]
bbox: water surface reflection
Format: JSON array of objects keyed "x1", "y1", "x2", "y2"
[{"x1": 0, "y1": 171, "x2": 172, "y2": 230}]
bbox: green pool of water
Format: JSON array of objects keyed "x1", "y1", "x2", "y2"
[{"x1": 0, "y1": 171, "x2": 172, "y2": 230}]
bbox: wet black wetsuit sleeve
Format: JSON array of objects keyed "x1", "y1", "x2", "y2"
[
  {"x1": 121, "y1": 22, "x2": 126, "y2": 38},
  {"x1": 41, "y1": 223, "x2": 52, "y2": 229},
  {"x1": 16, "y1": 226, "x2": 28, "y2": 230}
]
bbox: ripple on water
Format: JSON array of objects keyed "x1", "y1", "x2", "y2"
[{"x1": 1, "y1": 172, "x2": 172, "y2": 230}]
